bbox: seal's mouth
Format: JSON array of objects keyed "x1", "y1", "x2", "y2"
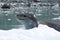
[
  {"x1": 16, "y1": 14, "x2": 27, "y2": 20},
  {"x1": 19, "y1": 18, "x2": 26, "y2": 20}
]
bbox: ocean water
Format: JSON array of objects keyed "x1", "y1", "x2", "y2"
[{"x1": 0, "y1": 5, "x2": 60, "y2": 30}]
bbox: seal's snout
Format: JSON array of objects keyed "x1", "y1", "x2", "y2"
[{"x1": 16, "y1": 14, "x2": 27, "y2": 20}]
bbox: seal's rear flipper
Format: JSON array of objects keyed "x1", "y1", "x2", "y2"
[{"x1": 46, "y1": 22, "x2": 60, "y2": 32}]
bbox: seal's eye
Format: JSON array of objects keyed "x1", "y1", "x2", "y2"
[
  {"x1": 23, "y1": 15, "x2": 27, "y2": 17},
  {"x1": 17, "y1": 15, "x2": 27, "y2": 17}
]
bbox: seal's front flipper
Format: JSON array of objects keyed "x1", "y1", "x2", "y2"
[{"x1": 46, "y1": 22, "x2": 60, "y2": 32}]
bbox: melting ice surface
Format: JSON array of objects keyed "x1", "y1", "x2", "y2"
[{"x1": 0, "y1": 24, "x2": 60, "y2": 40}]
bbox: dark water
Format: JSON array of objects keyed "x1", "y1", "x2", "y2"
[{"x1": 0, "y1": 6, "x2": 60, "y2": 30}]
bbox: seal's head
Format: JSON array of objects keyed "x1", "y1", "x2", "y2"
[{"x1": 16, "y1": 13, "x2": 38, "y2": 29}]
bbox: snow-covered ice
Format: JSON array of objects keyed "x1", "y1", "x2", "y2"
[{"x1": 0, "y1": 24, "x2": 60, "y2": 40}]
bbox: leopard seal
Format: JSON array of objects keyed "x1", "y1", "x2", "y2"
[{"x1": 16, "y1": 13, "x2": 60, "y2": 32}]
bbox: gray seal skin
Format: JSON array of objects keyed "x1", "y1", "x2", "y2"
[
  {"x1": 38, "y1": 20, "x2": 60, "y2": 32},
  {"x1": 16, "y1": 13, "x2": 38, "y2": 29},
  {"x1": 43, "y1": 20, "x2": 60, "y2": 32},
  {"x1": 16, "y1": 13, "x2": 60, "y2": 32}
]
